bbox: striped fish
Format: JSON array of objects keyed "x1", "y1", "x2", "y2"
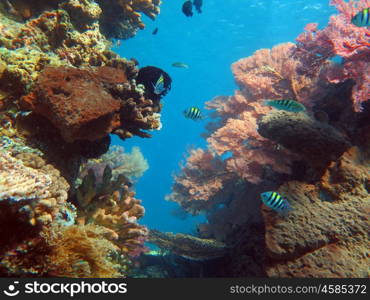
[
  {"x1": 152, "y1": 74, "x2": 165, "y2": 95},
  {"x1": 351, "y1": 7, "x2": 370, "y2": 27},
  {"x1": 183, "y1": 107, "x2": 204, "y2": 120},
  {"x1": 260, "y1": 191, "x2": 292, "y2": 215},
  {"x1": 263, "y1": 99, "x2": 306, "y2": 112}
]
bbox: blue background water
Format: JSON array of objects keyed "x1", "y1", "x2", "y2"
[{"x1": 112, "y1": 0, "x2": 336, "y2": 234}]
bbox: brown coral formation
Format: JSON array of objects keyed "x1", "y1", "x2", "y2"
[
  {"x1": 96, "y1": 0, "x2": 161, "y2": 39},
  {"x1": 21, "y1": 66, "x2": 122, "y2": 142},
  {"x1": 21, "y1": 63, "x2": 162, "y2": 142},
  {"x1": 263, "y1": 147, "x2": 369, "y2": 277},
  {"x1": 149, "y1": 229, "x2": 228, "y2": 261},
  {"x1": 257, "y1": 110, "x2": 351, "y2": 163},
  {"x1": 1, "y1": 0, "x2": 164, "y2": 147},
  {"x1": 0, "y1": 0, "x2": 161, "y2": 278}
]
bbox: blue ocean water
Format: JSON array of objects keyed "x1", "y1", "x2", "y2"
[{"x1": 112, "y1": 0, "x2": 337, "y2": 234}]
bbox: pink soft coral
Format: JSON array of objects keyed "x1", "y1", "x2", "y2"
[{"x1": 295, "y1": 0, "x2": 370, "y2": 111}]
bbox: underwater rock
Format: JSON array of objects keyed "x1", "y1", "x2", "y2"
[
  {"x1": 262, "y1": 147, "x2": 369, "y2": 277},
  {"x1": 21, "y1": 66, "x2": 122, "y2": 142},
  {"x1": 257, "y1": 110, "x2": 351, "y2": 163},
  {"x1": 148, "y1": 229, "x2": 228, "y2": 261}
]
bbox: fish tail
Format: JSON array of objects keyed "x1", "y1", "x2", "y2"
[
  {"x1": 280, "y1": 201, "x2": 293, "y2": 217},
  {"x1": 263, "y1": 100, "x2": 271, "y2": 106}
]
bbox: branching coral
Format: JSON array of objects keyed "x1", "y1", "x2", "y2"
[
  {"x1": 166, "y1": 148, "x2": 232, "y2": 214},
  {"x1": 74, "y1": 147, "x2": 149, "y2": 259},
  {"x1": 294, "y1": 0, "x2": 370, "y2": 111},
  {"x1": 232, "y1": 43, "x2": 329, "y2": 108}
]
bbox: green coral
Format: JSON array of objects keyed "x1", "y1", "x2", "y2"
[{"x1": 75, "y1": 164, "x2": 130, "y2": 210}]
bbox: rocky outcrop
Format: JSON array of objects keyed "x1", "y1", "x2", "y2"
[
  {"x1": 257, "y1": 111, "x2": 351, "y2": 162},
  {"x1": 263, "y1": 147, "x2": 369, "y2": 277}
]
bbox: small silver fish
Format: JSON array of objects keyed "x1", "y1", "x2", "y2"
[
  {"x1": 172, "y1": 62, "x2": 189, "y2": 68},
  {"x1": 263, "y1": 99, "x2": 306, "y2": 112}
]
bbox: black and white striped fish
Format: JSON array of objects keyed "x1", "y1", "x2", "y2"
[
  {"x1": 260, "y1": 191, "x2": 292, "y2": 215},
  {"x1": 351, "y1": 7, "x2": 370, "y2": 27},
  {"x1": 183, "y1": 107, "x2": 204, "y2": 120},
  {"x1": 263, "y1": 99, "x2": 306, "y2": 112}
]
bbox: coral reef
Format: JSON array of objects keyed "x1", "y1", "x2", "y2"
[
  {"x1": 79, "y1": 145, "x2": 149, "y2": 183},
  {"x1": 74, "y1": 146, "x2": 149, "y2": 260},
  {"x1": 1, "y1": 0, "x2": 166, "y2": 146},
  {"x1": 264, "y1": 147, "x2": 369, "y2": 277},
  {"x1": 257, "y1": 110, "x2": 351, "y2": 163},
  {"x1": 294, "y1": 0, "x2": 370, "y2": 111},
  {"x1": 0, "y1": 151, "x2": 70, "y2": 227},
  {"x1": 21, "y1": 66, "x2": 122, "y2": 142},
  {"x1": 168, "y1": 0, "x2": 370, "y2": 278},
  {"x1": 0, "y1": 223, "x2": 121, "y2": 277},
  {"x1": 46, "y1": 224, "x2": 121, "y2": 278},
  {"x1": 96, "y1": 0, "x2": 161, "y2": 39},
  {"x1": 0, "y1": 0, "x2": 161, "y2": 278},
  {"x1": 148, "y1": 229, "x2": 227, "y2": 261},
  {"x1": 20, "y1": 64, "x2": 166, "y2": 143},
  {"x1": 0, "y1": 150, "x2": 78, "y2": 276}
]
